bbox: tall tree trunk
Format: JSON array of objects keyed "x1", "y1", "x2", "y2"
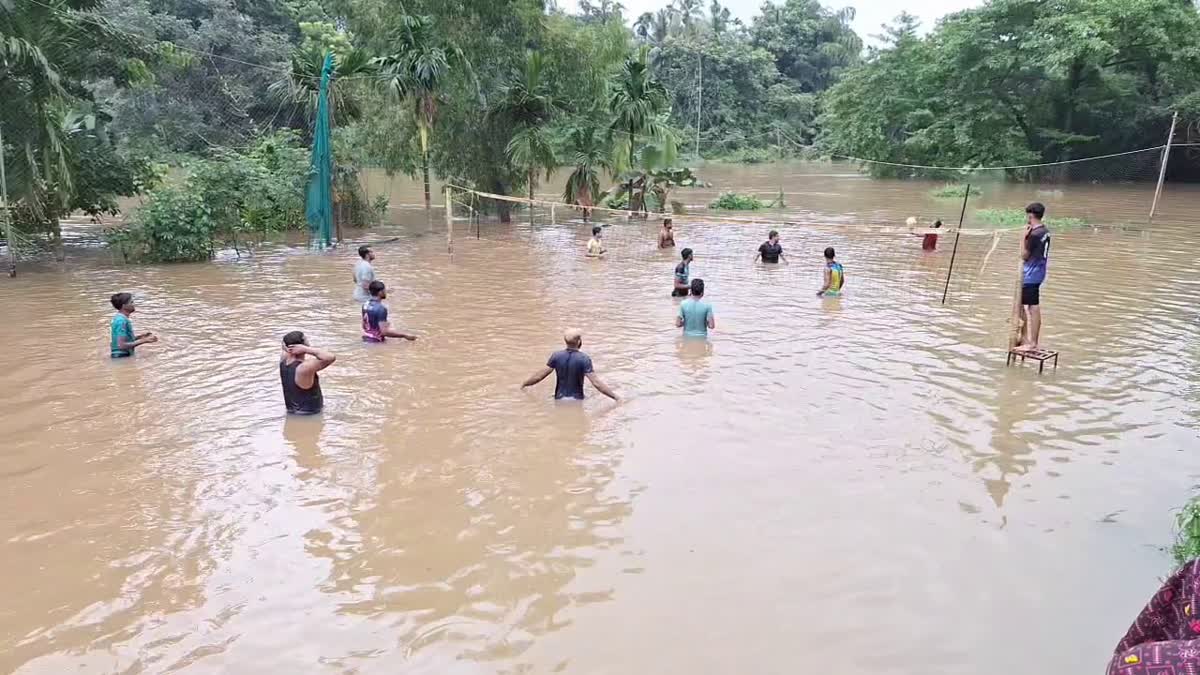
[
  {"x1": 628, "y1": 123, "x2": 636, "y2": 214},
  {"x1": 528, "y1": 170, "x2": 535, "y2": 226}
]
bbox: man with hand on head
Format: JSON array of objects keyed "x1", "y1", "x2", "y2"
[
  {"x1": 522, "y1": 329, "x2": 619, "y2": 401},
  {"x1": 362, "y1": 281, "x2": 418, "y2": 343},
  {"x1": 280, "y1": 331, "x2": 335, "y2": 415}
]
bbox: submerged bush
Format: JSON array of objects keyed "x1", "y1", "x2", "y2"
[
  {"x1": 974, "y1": 208, "x2": 1087, "y2": 229},
  {"x1": 709, "y1": 192, "x2": 768, "y2": 210},
  {"x1": 108, "y1": 188, "x2": 215, "y2": 263},
  {"x1": 930, "y1": 184, "x2": 982, "y2": 199}
]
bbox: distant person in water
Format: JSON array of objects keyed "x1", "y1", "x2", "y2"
[
  {"x1": 673, "y1": 248, "x2": 693, "y2": 297},
  {"x1": 586, "y1": 226, "x2": 606, "y2": 258},
  {"x1": 1016, "y1": 202, "x2": 1051, "y2": 352},
  {"x1": 922, "y1": 219, "x2": 942, "y2": 251},
  {"x1": 279, "y1": 331, "x2": 335, "y2": 415},
  {"x1": 353, "y1": 245, "x2": 376, "y2": 303},
  {"x1": 817, "y1": 247, "x2": 845, "y2": 297},
  {"x1": 362, "y1": 281, "x2": 418, "y2": 343},
  {"x1": 676, "y1": 278, "x2": 715, "y2": 338},
  {"x1": 659, "y1": 218, "x2": 676, "y2": 248},
  {"x1": 755, "y1": 230, "x2": 787, "y2": 264},
  {"x1": 521, "y1": 329, "x2": 619, "y2": 401},
  {"x1": 109, "y1": 292, "x2": 157, "y2": 358}
]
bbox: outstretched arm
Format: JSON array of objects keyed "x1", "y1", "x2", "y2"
[
  {"x1": 586, "y1": 372, "x2": 619, "y2": 401},
  {"x1": 522, "y1": 366, "x2": 554, "y2": 389},
  {"x1": 118, "y1": 334, "x2": 158, "y2": 350},
  {"x1": 380, "y1": 321, "x2": 418, "y2": 341}
]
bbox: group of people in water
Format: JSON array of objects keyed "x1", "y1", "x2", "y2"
[{"x1": 107, "y1": 201, "x2": 1051, "y2": 414}]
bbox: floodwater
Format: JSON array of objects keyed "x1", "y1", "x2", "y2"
[{"x1": 3, "y1": 162, "x2": 1200, "y2": 674}]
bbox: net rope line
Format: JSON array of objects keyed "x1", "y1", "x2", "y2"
[
  {"x1": 828, "y1": 145, "x2": 1167, "y2": 171},
  {"x1": 447, "y1": 184, "x2": 1000, "y2": 236}
]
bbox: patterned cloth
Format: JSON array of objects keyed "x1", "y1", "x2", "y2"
[{"x1": 1109, "y1": 559, "x2": 1200, "y2": 674}]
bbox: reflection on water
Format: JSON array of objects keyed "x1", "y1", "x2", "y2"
[{"x1": 2, "y1": 163, "x2": 1200, "y2": 673}]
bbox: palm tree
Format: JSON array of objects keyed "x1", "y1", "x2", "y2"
[
  {"x1": 269, "y1": 46, "x2": 376, "y2": 126},
  {"x1": 608, "y1": 48, "x2": 672, "y2": 215},
  {"x1": 674, "y1": 0, "x2": 704, "y2": 33},
  {"x1": 710, "y1": 0, "x2": 731, "y2": 35},
  {"x1": 561, "y1": 124, "x2": 612, "y2": 220},
  {"x1": 634, "y1": 12, "x2": 653, "y2": 42},
  {"x1": 376, "y1": 13, "x2": 458, "y2": 210},
  {"x1": 491, "y1": 52, "x2": 559, "y2": 209},
  {"x1": 650, "y1": 8, "x2": 674, "y2": 45},
  {"x1": 1, "y1": 0, "x2": 147, "y2": 253}
]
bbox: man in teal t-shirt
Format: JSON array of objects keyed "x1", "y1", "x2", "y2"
[
  {"x1": 676, "y1": 278, "x2": 715, "y2": 337},
  {"x1": 109, "y1": 292, "x2": 157, "y2": 358}
]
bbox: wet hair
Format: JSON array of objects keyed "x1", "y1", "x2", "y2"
[
  {"x1": 1025, "y1": 202, "x2": 1046, "y2": 219},
  {"x1": 934, "y1": 220, "x2": 943, "y2": 228},
  {"x1": 690, "y1": 278, "x2": 705, "y2": 296},
  {"x1": 358, "y1": 245, "x2": 372, "y2": 259},
  {"x1": 282, "y1": 330, "x2": 306, "y2": 346},
  {"x1": 768, "y1": 230, "x2": 779, "y2": 239},
  {"x1": 681, "y1": 247, "x2": 693, "y2": 260},
  {"x1": 110, "y1": 292, "x2": 132, "y2": 310},
  {"x1": 592, "y1": 226, "x2": 602, "y2": 236},
  {"x1": 664, "y1": 218, "x2": 673, "y2": 226},
  {"x1": 824, "y1": 247, "x2": 836, "y2": 260},
  {"x1": 368, "y1": 280, "x2": 385, "y2": 297}
]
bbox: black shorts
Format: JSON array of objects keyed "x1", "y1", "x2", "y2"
[
  {"x1": 1021, "y1": 284, "x2": 1041, "y2": 306},
  {"x1": 672, "y1": 288, "x2": 690, "y2": 297}
]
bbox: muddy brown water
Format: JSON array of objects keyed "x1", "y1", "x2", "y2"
[{"x1": 2, "y1": 162, "x2": 1199, "y2": 674}]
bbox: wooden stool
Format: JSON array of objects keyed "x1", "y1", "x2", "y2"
[{"x1": 1006, "y1": 348, "x2": 1059, "y2": 374}]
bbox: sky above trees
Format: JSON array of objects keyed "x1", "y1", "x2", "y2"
[{"x1": 562, "y1": 0, "x2": 982, "y2": 43}]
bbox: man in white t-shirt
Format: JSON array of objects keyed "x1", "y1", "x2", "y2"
[{"x1": 353, "y1": 245, "x2": 375, "y2": 303}]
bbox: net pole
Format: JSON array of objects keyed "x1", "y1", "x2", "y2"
[
  {"x1": 695, "y1": 52, "x2": 702, "y2": 158},
  {"x1": 1149, "y1": 110, "x2": 1178, "y2": 223},
  {"x1": 0, "y1": 121, "x2": 14, "y2": 278},
  {"x1": 941, "y1": 183, "x2": 970, "y2": 305},
  {"x1": 1008, "y1": 232, "x2": 1025, "y2": 350},
  {"x1": 445, "y1": 187, "x2": 453, "y2": 254}
]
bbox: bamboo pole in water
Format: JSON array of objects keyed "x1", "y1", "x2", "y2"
[
  {"x1": 0, "y1": 121, "x2": 13, "y2": 277},
  {"x1": 1149, "y1": 110, "x2": 1178, "y2": 224},
  {"x1": 1009, "y1": 231, "x2": 1026, "y2": 350},
  {"x1": 445, "y1": 187, "x2": 453, "y2": 254},
  {"x1": 941, "y1": 184, "x2": 970, "y2": 305}
]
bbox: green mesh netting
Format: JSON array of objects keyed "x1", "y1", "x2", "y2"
[{"x1": 305, "y1": 52, "x2": 334, "y2": 248}]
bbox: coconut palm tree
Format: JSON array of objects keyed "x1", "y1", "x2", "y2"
[
  {"x1": 376, "y1": 13, "x2": 459, "y2": 210},
  {"x1": 561, "y1": 124, "x2": 611, "y2": 220},
  {"x1": 491, "y1": 51, "x2": 559, "y2": 207},
  {"x1": 674, "y1": 0, "x2": 704, "y2": 33},
  {"x1": 710, "y1": 0, "x2": 731, "y2": 35},
  {"x1": 608, "y1": 48, "x2": 672, "y2": 214},
  {"x1": 269, "y1": 46, "x2": 376, "y2": 127}
]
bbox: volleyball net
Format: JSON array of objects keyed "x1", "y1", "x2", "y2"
[{"x1": 444, "y1": 184, "x2": 1009, "y2": 310}]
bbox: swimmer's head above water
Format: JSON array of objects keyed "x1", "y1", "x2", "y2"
[{"x1": 563, "y1": 329, "x2": 583, "y2": 350}]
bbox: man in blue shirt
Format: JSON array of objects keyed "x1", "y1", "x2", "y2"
[
  {"x1": 1016, "y1": 202, "x2": 1051, "y2": 352},
  {"x1": 673, "y1": 248, "x2": 694, "y2": 297},
  {"x1": 521, "y1": 329, "x2": 619, "y2": 401},
  {"x1": 361, "y1": 281, "x2": 418, "y2": 343},
  {"x1": 676, "y1": 278, "x2": 715, "y2": 338},
  {"x1": 109, "y1": 292, "x2": 157, "y2": 358}
]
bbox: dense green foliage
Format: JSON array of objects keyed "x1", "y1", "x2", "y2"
[
  {"x1": 821, "y1": 1, "x2": 1200, "y2": 176},
  {"x1": 7, "y1": 0, "x2": 1200, "y2": 263},
  {"x1": 1173, "y1": 495, "x2": 1200, "y2": 569}
]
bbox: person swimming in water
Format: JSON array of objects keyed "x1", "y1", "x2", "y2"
[
  {"x1": 659, "y1": 218, "x2": 676, "y2": 248},
  {"x1": 817, "y1": 247, "x2": 845, "y2": 297},
  {"x1": 923, "y1": 219, "x2": 942, "y2": 251},
  {"x1": 673, "y1": 248, "x2": 693, "y2": 297}
]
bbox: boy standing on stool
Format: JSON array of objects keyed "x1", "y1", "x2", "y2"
[{"x1": 1016, "y1": 202, "x2": 1051, "y2": 352}]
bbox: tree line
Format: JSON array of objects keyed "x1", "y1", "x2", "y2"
[{"x1": 3, "y1": 0, "x2": 1199, "y2": 260}]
